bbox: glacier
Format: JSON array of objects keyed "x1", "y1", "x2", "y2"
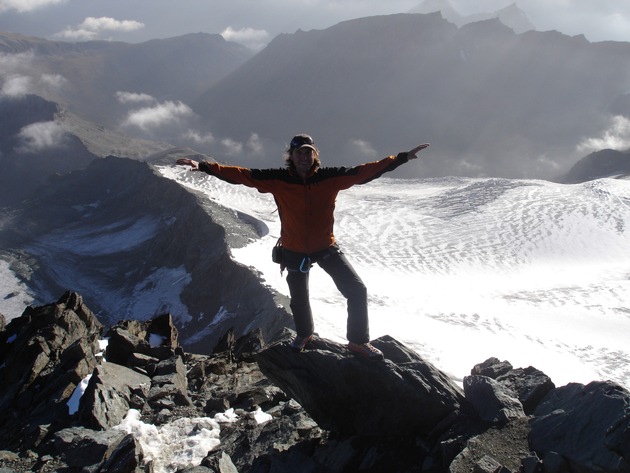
[{"x1": 159, "y1": 166, "x2": 630, "y2": 390}]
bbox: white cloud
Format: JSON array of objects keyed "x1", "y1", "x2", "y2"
[
  {"x1": 56, "y1": 16, "x2": 145, "y2": 41},
  {"x1": 0, "y1": 0, "x2": 67, "y2": 13},
  {"x1": 577, "y1": 116, "x2": 630, "y2": 153},
  {"x1": 349, "y1": 138, "x2": 378, "y2": 159},
  {"x1": 247, "y1": 133, "x2": 264, "y2": 154},
  {"x1": 115, "y1": 91, "x2": 155, "y2": 104},
  {"x1": 16, "y1": 121, "x2": 66, "y2": 153},
  {"x1": 122, "y1": 100, "x2": 194, "y2": 131},
  {"x1": 183, "y1": 129, "x2": 215, "y2": 145},
  {"x1": 0, "y1": 51, "x2": 35, "y2": 71},
  {"x1": 220, "y1": 26, "x2": 270, "y2": 51},
  {"x1": 221, "y1": 138, "x2": 244, "y2": 155},
  {"x1": 1, "y1": 70, "x2": 66, "y2": 98},
  {"x1": 39, "y1": 73, "x2": 67, "y2": 90},
  {"x1": 1, "y1": 74, "x2": 32, "y2": 96}
]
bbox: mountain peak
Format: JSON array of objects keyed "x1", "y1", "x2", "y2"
[{"x1": 409, "y1": 0, "x2": 534, "y2": 33}]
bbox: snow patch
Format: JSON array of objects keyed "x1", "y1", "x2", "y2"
[{"x1": 115, "y1": 408, "x2": 239, "y2": 473}]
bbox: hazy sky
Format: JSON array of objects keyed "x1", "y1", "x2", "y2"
[{"x1": 0, "y1": 0, "x2": 629, "y2": 50}]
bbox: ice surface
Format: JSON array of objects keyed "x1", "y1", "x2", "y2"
[
  {"x1": 0, "y1": 259, "x2": 34, "y2": 320},
  {"x1": 160, "y1": 166, "x2": 630, "y2": 390}
]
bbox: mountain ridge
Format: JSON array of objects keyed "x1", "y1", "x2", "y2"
[
  {"x1": 0, "y1": 155, "x2": 292, "y2": 352},
  {"x1": 192, "y1": 13, "x2": 630, "y2": 179},
  {"x1": 410, "y1": 0, "x2": 535, "y2": 33}
]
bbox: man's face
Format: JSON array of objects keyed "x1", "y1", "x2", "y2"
[{"x1": 291, "y1": 147, "x2": 315, "y2": 175}]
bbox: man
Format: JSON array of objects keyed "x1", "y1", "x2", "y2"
[{"x1": 177, "y1": 134, "x2": 429, "y2": 358}]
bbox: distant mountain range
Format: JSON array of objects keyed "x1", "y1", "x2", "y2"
[{"x1": 2, "y1": 10, "x2": 630, "y2": 185}]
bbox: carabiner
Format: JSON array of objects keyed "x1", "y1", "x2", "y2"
[{"x1": 299, "y1": 257, "x2": 311, "y2": 273}]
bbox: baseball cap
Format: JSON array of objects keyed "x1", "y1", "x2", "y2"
[{"x1": 289, "y1": 134, "x2": 317, "y2": 151}]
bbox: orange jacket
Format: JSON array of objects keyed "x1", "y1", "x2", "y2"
[{"x1": 198, "y1": 153, "x2": 410, "y2": 254}]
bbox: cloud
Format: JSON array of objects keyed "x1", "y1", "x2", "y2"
[
  {"x1": 122, "y1": 100, "x2": 194, "y2": 131},
  {"x1": 39, "y1": 73, "x2": 67, "y2": 90},
  {"x1": 115, "y1": 91, "x2": 155, "y2": 104},
  {"x1": 183, "y1": 129, "x2": 215, "y2": 145},
  {"x1": 56, "y1": 16, "x2": 145, "y2": 41},
  {"x1": 0, "y1": 0, "x2": 67, "y2": 13},
  {"x1": 220, "y1": 138, "x2": 244, "y2": 156},
  {"x1": 247, "y1": 133, "x2": 264, "y2": 154},
  {"x1": 1, "y1": 71, "x2": 67, "y2": 98},
  {"x1": 577, "y1": 115, "x2": 630, "y2": 153},
  {"x1": 349, "y1": 138, "x2": 378, "y2": 159},
  {"x1": 220, "y1": 26, "x2": 270, "y2": 51},
  {"x1": 16, "y1": 121, "x2": 66, "y2": 153},
  {"x1": 0, "y1": 51, "x2": 35, "y2": 71},
  {"x1": 1, "y1": 74, "x2": 32, "y2": 96}
]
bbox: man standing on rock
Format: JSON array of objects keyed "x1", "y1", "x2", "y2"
[{"x1": 177, "y1": 134, "x2": 429, "y2": 359}]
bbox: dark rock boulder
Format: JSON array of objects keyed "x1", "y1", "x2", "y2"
[
  {"x1": 254, "y1": 332, "x2": 468, "y2": 437},
  {"x1": 529, "y1": 380, "x2": 630, "y2": 473},
  {"x1": 78, "y1": 361, "x2": 151, "y2": 430},
  {"x1": 105, "y1": 313, "x2": 183, "y2": 366},
  {"x1": 92, "y1": 433, "x2": 149, "y2": 473},
  {"x1": 50, "y1": 426, "x2": 126, "y2": 468},
  {"x1": 471, "y1": 357, "x2": 513, "y2": 378},
  {"x1": 148, "y1": 355, "x2": 193, "y2": 409},
  {"x1": 472, "y1": 357, "x2": 556, "y2": 415},
  {"x1": 463, "y1": 375, "x2": 525, "y2": 424},
  {"x1": 496, "y1": 366, "x2": 555, "y2": 415},
  {"x1": 0, "y1": 291, "x2": 103, "y2": 450}
]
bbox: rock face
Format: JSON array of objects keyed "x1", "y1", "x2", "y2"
[
  {"x1": 530, "y1": 381, "x2": 630, "y2": 473},
  {"x1": 255, "y1": 333, "x2": 468, "y2": 437},
  {"x1": 0, "y1": 291, "x2": 103, "y2": 451},
  {"x1": 0, "y1": 293, "x2": 629, "y2": 473}
]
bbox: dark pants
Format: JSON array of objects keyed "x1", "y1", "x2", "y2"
[{"x1": 284, "y1": 247, "x2": 369, "y2": 344}]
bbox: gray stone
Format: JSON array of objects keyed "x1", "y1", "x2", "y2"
[
  {"x1": 530, "y1": 381, "x2": 630, "y2": 473},
  {"x1": 464, "y1": 375, "x2": 525, "y2": 424},
  {"x1": 51, "y1": 426, "x2": 126, "y2": 468},
  {"x1": 94, "y1": 433, "x2": 146, "y2": 473},
  {"x1": 472, "y1": 358, "x2": 513, "y2": 379},
  {"x1": 78, "y1": 362, "x2": 150, "y2": 430},
  {"x1": 497, "y1": 367, "x2": 555, "y2": 415}
]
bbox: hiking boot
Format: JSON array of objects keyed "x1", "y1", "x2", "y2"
[
  {"x1": 290, "y1": 334, "x2": 313, "y2": 352},
  {"x1": 347, "y1": 342, "x2": 384, "y2": 359}
]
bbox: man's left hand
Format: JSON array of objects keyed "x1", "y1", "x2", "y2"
[{"x1": 407, "y1": 143, "x2": 430, "y2": 160}]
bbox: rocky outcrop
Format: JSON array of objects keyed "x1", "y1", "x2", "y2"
[
  {"x1": 0, "y1": 293, "x2": 628, "y2": 473},
  {"x1": 0, "y1": 290, "x2": 103, "y2": 451},
  {"x1": 254, "y1": 333, "x2": 467, "y2": 437},
  {"x1": 530, "y1": 381, "x2": 630, "y2": 473}
]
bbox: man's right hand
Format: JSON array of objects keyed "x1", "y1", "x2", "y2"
[{"x1": 176, "y1": 158, "x2": 200, "y2": 170}]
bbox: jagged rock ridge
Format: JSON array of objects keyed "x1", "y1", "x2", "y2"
[{"x1": 0, "y1": 292, "x2": 628, "y2": 472}]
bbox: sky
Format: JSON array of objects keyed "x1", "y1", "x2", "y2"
[{"x1": 0, "y1": 0, "x2": 629, "y2": 50}]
